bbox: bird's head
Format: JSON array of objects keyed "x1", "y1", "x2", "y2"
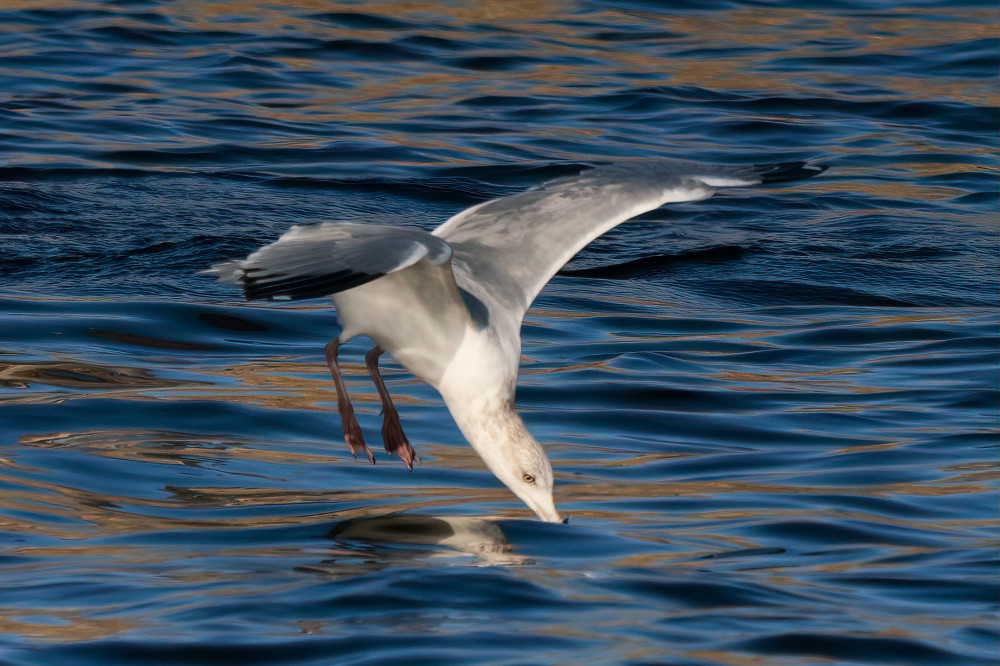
[
  {"x1": 482, "y1": 427, "x2": 562, "y2": 524},
  {"x1": 440, "y1": 373, "x2": 564, "y2": 523}
]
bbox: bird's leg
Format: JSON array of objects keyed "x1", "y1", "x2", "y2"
[
  {"x1": 324, "y1": 339, "x2": 375, "y2": 464},
  {"x1": 365, "y1": 345, "x2": 418, "y2": 471}
]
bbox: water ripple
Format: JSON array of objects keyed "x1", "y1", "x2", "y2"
[{"x1": 0, "y1": 0, "x2": 997, "y2": 664}]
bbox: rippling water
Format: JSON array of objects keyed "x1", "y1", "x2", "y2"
[{"x1": 1, "y1": 1, "x2": 997, "y2": 664}]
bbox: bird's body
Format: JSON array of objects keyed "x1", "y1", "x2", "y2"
[{"x1": 209, "y1": 158, "x2": 826, "y2": 522}]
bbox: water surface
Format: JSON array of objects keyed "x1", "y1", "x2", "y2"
[{"x1": 0, "y1": 1, "x2": 997, "y2": 664}]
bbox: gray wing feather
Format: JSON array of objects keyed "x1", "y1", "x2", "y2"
[
  {"x1": 435, "y1": 159, "x2": 824, "y2": 318},
  {"x1": 207, "y1": 222, "x2": 452, "y2": 301}
]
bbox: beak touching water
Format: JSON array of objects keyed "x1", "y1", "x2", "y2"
[{"x1": 525, "y1": 495, "x2": 563, "y2": 524}]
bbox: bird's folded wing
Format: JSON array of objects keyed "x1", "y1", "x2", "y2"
[
  {"x1": 434, "y1": 159, "x2": 825, "y2": 318},
  {"x1": 206, "y1": 222, "x2": 452, "y2": 301}
]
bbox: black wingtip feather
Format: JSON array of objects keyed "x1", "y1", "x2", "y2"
[
  {"x1": 753, "y1": 161, "x2": 829, "y2": 184},
  {"x1": 241, "y1": 269, "x2": 384, "y2": 301}
]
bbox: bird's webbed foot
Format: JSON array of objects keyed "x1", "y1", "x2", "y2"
[
  {"x1": 365, "y1": 346, "x2": 419, "y2": 471},
  {"x1": 325, "y1": 339, "x2": 375, "y2": 465}
]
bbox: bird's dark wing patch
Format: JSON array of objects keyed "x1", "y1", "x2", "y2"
[
  {"x1": 207, "y1": 222, "x2": 452, "y2": 302},
  {"x1": 241, "y1": 266, "x2": 382, "y2": 301}
]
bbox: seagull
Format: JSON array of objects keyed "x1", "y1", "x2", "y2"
[{"x1": 208, "y1": 159, "x2": 826, "y2": 523}]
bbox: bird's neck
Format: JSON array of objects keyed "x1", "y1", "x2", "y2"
[
  {"x1": 443, "y1": 389, "x2": 535, "y2": 462},
  {"x1": 436, "y1": 325, "x2": 540, "y2": 473}
]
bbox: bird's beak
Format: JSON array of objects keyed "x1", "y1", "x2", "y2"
[{"x1": 526, "y1": 496, "x2": 563, "y2": 524}]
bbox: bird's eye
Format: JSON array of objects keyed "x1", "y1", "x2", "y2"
[{"x1": 522, "y1": 473, "x2": 535, "y2": 484}]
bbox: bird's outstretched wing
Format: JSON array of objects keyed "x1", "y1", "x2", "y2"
[
  {"x1": 206, "y1": 222, "x2": 452, "y2": 301},
  {"x1": 434, "y1": 160, "x2": 826, "y2": 320}
]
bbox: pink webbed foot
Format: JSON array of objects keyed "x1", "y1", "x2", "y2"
[
  {"x1": 381, "y1": 407, "x2": 418, "y2": 471},
  {"x1": 325, "y1": 339, "x2": 375, "y2": 465},
  {"x1": 365, "y1": 346, "x2": 419, "y2": 471}
]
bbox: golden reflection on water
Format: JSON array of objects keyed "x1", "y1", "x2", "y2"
[
  {"x1": 13, "y1": 0, "x2": 990, "y2": 136},
  {"x1": 2, "y1": 407, "x2": 995, "y2": 646},
  {"x1": 5, "y1": 296, "x2": 992, "y2": 554},
  {"x1": 0, "y1": 354, "x2": 404, "y2": 412},
  {"x1": 0, "y1": 612, "x2": 141, "y2": 644},
  {"x1": 0, "y1": 360, "x2": 175, "y2": 391},
  {"x1": 8, "y1": 423, "x2": 992, "y2": 537}
]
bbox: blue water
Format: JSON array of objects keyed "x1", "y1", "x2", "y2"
[{"x1": 1, "y1": 1, "x2": 997, "y2": 664}]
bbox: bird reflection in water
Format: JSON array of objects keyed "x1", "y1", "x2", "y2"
[{"x1": 323, "y1": 514, "x2": 528, "y2": 566}]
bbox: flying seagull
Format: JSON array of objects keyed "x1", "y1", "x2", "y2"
[{"x1": 208, "y1": 159, "x2": 826, "y2": 523}]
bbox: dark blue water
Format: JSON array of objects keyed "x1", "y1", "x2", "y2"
[{"x1": 1, "y1": 1, "x2": 997, "y2": 664}]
